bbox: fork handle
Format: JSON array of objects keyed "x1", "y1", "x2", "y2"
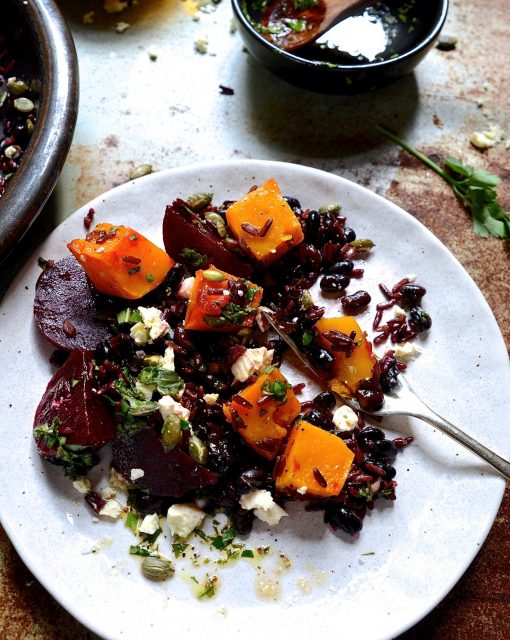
[{"x1": 415, "y1": 404, "x2": 510, "y2": 480}]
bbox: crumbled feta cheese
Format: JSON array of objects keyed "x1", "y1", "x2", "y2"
[
  {"x1": 99, "y1": 486, "x2": 116, "y2": 500},
  {"x1": 139, "y1": 513, "x2": 160, "y2": 535},
  {"x1": 177, "y1": 276, "x2": 195, "y2": 299},
  {"x1": 469, "y1": 124, "x2": 505, "y2": 149},
  {"x1": 109, "y1": 467, "x2": 130, "y2": 491},
  {"x1": 130, "y1": 321, "x2": 148, "y2": 346},
  {"x1": 405, "y1": 274, "x2": 417, "y2": 283},
  {"x1": 231, "y1": 347, "x2": 274, "y2": 383},
  {"x1": 394, "y1": 342, "x2": 423, "y2": 361},
  {"x1": 130, "y1": 468, "x2": 145, "y2": 481},
  {"x1": 203, "y1": 393, "x2": 219, "y2": 405},
  {"x1": 332, "y1": 405, "x2": 358, "y2": 432},
  {"x1": 99, "y1": 499, "x2": 124, "y2": 519},
  {"x1": 130, "y1": 307, "x2": 169, "y2": 346},
  {"x1": 158, "y1": 395, "x2": 190, "y2": 421},
  {"x1": 72, "y1": 477, "x2": 91, "y2": 494},
  {"x1": 167, "y1": 504, "x2": 205, "y2": 537},
  {"x1": 161, "y1": 346, "x2": 175, "y2": 371},
  {"x1": 239, "y1": 490, "x2": 288, "y2": 526},
  {"x1": 393, "y1": 305, "x2": 407, "y2": 318},
  {"x1": 135, "y1": 379, "x2": 155, "y2": 400},
  {"x1": 139, "y1": 307, "x2": 170, "y2": 341},
  {"x1": 296, "y1": 486, "x2": 307, "y2": 495}
]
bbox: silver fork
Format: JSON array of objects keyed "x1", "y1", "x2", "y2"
[{"x1": 262, "y1": 310, "x2": 510, "y2": 480}]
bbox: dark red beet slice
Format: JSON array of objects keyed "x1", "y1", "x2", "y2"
[
  {"x1": 34, "y1": 256, "x2": 114, "y2": 351},
  {"x1": 163, "y1": 199, "x2": 253, "y2": 277},
  {"x1": 34, "y1": 349, "x2": 116, "y2": 461},
  {"x1": 112, "y1": 428, "x2": 218, "y2": 497}
]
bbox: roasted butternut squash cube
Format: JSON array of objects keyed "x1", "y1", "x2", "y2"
[
  {"x1": 223, "y1": 368, "x2": 301, "y2": 460},
  {"x1": 275, "y1": 420, "x2": 354, "y2": 497},
  {"x1": 225, "y1": 178, "x2": 304, "y2": 265},
  {"x1": 68, "y1": 223, "x2": 174, "y2": 300},
  {"x1": 184, "y1": 266, "x2": 262, "y2": 332},
  {"x1": 316, "y1": 316, "x2": 376, "y2": 397}
]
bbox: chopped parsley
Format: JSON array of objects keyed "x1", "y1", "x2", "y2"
[
  {"x1": 138, "y1": 367, "x2": 184, "y2": 397},
  {"x1": 261, "y1": 379, "x2": 292, "y2": 402},
  {"x1": 180, "y1": 247, "x2": 208, "y2": 268}
]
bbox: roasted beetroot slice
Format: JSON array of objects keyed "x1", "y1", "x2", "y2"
[
  {"x1": 163, "y1": 199, "x2": 253, "y2": 277},
  {"x1": 112, "y1": 428, "x2": 218, "y2": 497},
  {"x1": 34, "y1": 256, "x2": 113, "y2": 351},
  {"x1": 34, "y1": 349, "x2": 116, "y2": 461}
]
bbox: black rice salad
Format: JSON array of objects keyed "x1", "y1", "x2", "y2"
[{"x1": 33, "y1": 179, "x2": 430, "y2": 582}]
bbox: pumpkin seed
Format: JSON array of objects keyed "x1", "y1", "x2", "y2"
[
  {"x1": 141, "y1": 557, "x2": 175, "y2": 581},
  {"x1": 189, "y1": 435, "x2": 208, "y2": 464},
  {"x1": 129, "y1": 164, "x2": 152, "y2": 180},
  {"x1": 204, "y1": 212, "x2": 227, "y2": 238},
  {"x1": 14, "y1": 97, "x2": 35, "y2": 113},
  {"x1": 202, "y1": 269, "x2": 226, "y2": 282},
  {"x1": 162, "y1": 415, "x2": 182, "y2": 451}
]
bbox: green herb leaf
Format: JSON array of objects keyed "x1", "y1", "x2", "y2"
[
  {"x1": 180, "y1": 247, "x2": 208, "y2": 268},
  {"x1": 301, "y1": 330, "x2": 314, "y2": 347},
  {"x1": 261, "y1": 379, "x2": 292, "y2": 402},
  {"x1": 172, "y1": 542, "x2": 189, "y2": 557},
  {"x1": 241, "y1": 549, "x2": 254, "y2": 558},
  {"x1": 377, "y1": 124, "x2": 510, "y2": 239},
  {"x1": 139, "y1": 367, "x2": 184, "y2": 398},
  {"x1": 125, "y1": 512, "x2": 139, "y2": 532}
]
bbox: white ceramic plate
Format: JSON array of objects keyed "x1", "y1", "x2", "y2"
[{"x1": 0, "y1": 160, "x2": 508, "y2": 640}]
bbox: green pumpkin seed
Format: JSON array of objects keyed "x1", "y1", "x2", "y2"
[
  {"x1": 141, "y1": 557, "x2": 175, "y2": 581},
  {"x1": 14, "y1": 97, "x2": 35, "y2": 113},
  {"x1": 187, "y1": 192, "x2": 213, "y2": 211},
  {"x1": 162, "y1": 415, "x2": 182, "y2": 451},
  {"x1": 7, "y1": 78, "x2": 29, "y2": 96},
  {"x1": 189, "y1": 435, "x2": 208, "y2": 464},
  {"x1": 129, "y1": 164, "x2": 152, "y2": 180},
  {"x1": 204, "y1": 212, "x2": 227, "y2": 238},
  {"x1": 202, "y1": 269, "x2": 226, "y2": 282}
]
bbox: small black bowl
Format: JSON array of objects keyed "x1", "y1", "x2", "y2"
[
  {"x1": 232, "y1": 0, "x2": 449, "y2": 94},
  {"x1": 0, "y1": 0, "x2": 78, "y2": 262}
]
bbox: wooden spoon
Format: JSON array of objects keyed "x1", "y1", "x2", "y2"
[{"x1": 261, "y1": 0, "x2": 374, "y2": 52}]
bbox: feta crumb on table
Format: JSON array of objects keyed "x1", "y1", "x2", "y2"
[
  {"x1": 139, "y1": 513, "x2": 160, "y2": 535},
  {"x1": 239, "y1": 490, "x2": 288, "y2": 526},
  {"x1": 167, "y1": 504, "x2": 206, "y2": 537}
]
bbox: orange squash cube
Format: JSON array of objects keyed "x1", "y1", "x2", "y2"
[
  {"x1": 223, "y1": 368, "x2": 301, "y2": 460},
  {"x1": 68, "y1": 223, "x2": 174, "y2": 300},
  {"x1": 275, "y1": 420, "x2": 354, "y2": 498},
  {"x1": 184, "y1": 266, "x2": 263, "y2": 332},
  {"x1": 315, "y1": 316, "x2": 376, "y2": 397},
  {"x1": 225, "y1": 178, "x2": 304, "y2": 265}
]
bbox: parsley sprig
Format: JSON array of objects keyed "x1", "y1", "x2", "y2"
[{"x1": 377, "y1": 124, "x2": 510, "y2": 239}]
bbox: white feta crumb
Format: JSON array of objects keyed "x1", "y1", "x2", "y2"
[
  {"x1": 194, "y1": 37, "x2": 209, "y2": 54},
  {"x1": 231, "y1": 347, "x2": 274, "y2": 383},
  {"x1": 139, "y1": 306, "x2": 170, "y2": 341},
  {"x1": 296, "y1": 486, "x2": 307, "y2": 495},
  {"x1": 239, "y1": 490, "x2": 288, "y2": 526},
  {"x1": 161, "y1": 346, "x2": 175, "y2": 371},
  {"x1": 332, "y1": 405, "x2": 358, "y2": 432},
  {"x1": 167, "y1": 504, "x2": 205, "y2": 537},
  {"x1": 203, "y1": 393, "x2": 219, "y2": 405},
  {"x1": 82, "y1": 11, "x2": 95, "y2": 24},
  {"x1": 130, "y1": 468, "x2": 145, "y2": 481},
  {"x1": 72, "y1": 477, "x2": 91, "y2": 494},
  {"x1": 135, "y1": 379, "x2": 155, "y2": 400},
  {"x1": 158, "y1": 395, "x2": 190, "y2": 421},
  {"x1": 405, "y1": 274, "x2": 417, "y2": 283},
  {"x1": 139, "y1": 513, "x2": 160, "y2": 535},
  {"x1": 469, "y1": 124, "x2": 505, "y2": 149},
  {"x1": 109, "y1": 467, "x2": 130, "y2": 491},
  {"x1": 177, "y1": 276, "x2": 195, "y2": 299},
  {"x1": 99, "y1": 486, "x2": 116, "y2": 500},
  {"x1": 99, "y1": 499, "x2": 124, "y2": 519},
  {"x1": 394, "y1": 342, "x2": 423, "y2": 361},
  {"x1": 393, "y1": 305, "x2": 407, "y2": 318},
  {"x1": 115, "y1": 21, "x2": 130, "y2": 34},
  {"x1": 130, "y1": 321, "x2": 148, "y2": 346}
]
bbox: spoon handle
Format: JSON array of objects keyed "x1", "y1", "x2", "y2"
[{"x1": 412, "y1": 399, "x2": 510, "y2": 480}]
